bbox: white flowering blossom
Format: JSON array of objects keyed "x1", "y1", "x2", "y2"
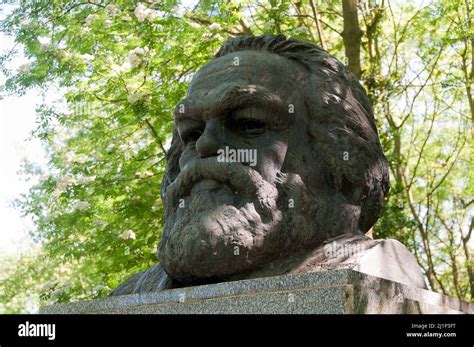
[
  {"x1": 111, "y1": 62, "x2": 131, "y2": 73},
  {"x1": 54, "y1": 176, "x2": 73, "y2": 196},
  {"x1": 189, "y1": 22, "x2": 200, "y2": 29},
  {"x1": 135, "y1": 72, "x2": 146, "y2": 83},
  {"x1": 105, "y1": 4, "x2": 115, "y2": 12},
  {"x1": 127, "y1": 47, "x2": 146, "y2": 68},
  {"x1": 76, "y1": 154, "x2": 88, "y2": 164},
  {"x1": 64, "y1": 151, "x2": 89, "y2": 167},
  {"x1": 172, "y1": 6, "x2": 185, "y2": 17},
  {"x1": 128, "y1": 53, "x2": 143, "y2": 67},
  {"x1": 134, "y1": 3, "x2": 157, "y2": 22},
  {"x1": 119, "y1": 230, "x2": 136, "y2": 240},
  {"x1": 90, "y1": 150, "x2": 102, "y2": 160},
  {"x1": 52, "y1": 138, "x2": 65, "y2": 150},
  {"x1": 20, "y1": 19, "x2": 33, "y2": 29},
  {"x1": 127, "y1": 91, "x2": 150, "y2": 104},
  {"x1": 92, "y1": 285, "x2": 109, "y2": 293},
  {"x1": 73, "y1": 200, "x2": 91, "y2": 211},
  {"x1": 44, "y1": 210, "x2": 59, "y2": 222},
  {"x1": 127, "y1": 92, "x2": 141, "y2": 104},
  {"x1": 105, "y1": 4, "x2": 119, "y2": 16},
  {"x1": 122, "y1": 61, "x2": 132, "y2": 70},
  {"x1": 134, "y1": 3, "x2": 147, "y2": 21},
  {"x1": 209, "y1": 22, "x2": 222, "y2": 31},
  {"x1": 39, "y1": 42, "x2": 56, "y2": 52},
  {"x1": 76, "y1": 175, "x2": 96, "y2": 184},
  {"x1": 58, "y1": 176, "x2": 73, "y2": 187},
  {"x1": 54, "y1": 126, "x2": 74, "y2": 142},
  {"x1": 147, "y1": 9, "x2": 158, "y2": 21},
  {"x1": 64, "y1": 151, "x2": 76, "y2": 163},
  {"x1": 126, "y1": 34, "x2": 136, "y2": 41},
  {"x1": 119, "y1": 143, "x2": 129, "y2": 151},
  {"x1": 85, "y1": 14, "x2": 100, "y2": 25},
  {"x1": 40, "y1": 174, "x2": 51, "y2": 181},
  {"x1": 90, "y1": 149, "x2": 102, "y2": 160},
  {"x1": 38, "y1": 36, "x2": 50, "y2": 44},
  {"x1": 60, "y1": 50, "x2": 72, "y2": 60},
  {"x1": 106, "y1": 143, "x2": 115, "y2": 151},
  {"x1": 41, "y1": 280, "x2": 57, "y2": 292},
  {"x1": 79, "y1": 53, "x2": 94, "y2": 62},
  {"x1": 18, "y1": 63, "x2": 31, "y2": 74}
]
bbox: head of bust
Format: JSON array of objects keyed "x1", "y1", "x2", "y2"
[{"x1": 157, "y1": 34, "x2": 390, "y2": 286}]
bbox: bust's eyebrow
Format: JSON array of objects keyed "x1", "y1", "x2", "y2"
[
  {"x1": 174, "y1": 85, "x2": 286, "y2": 122},
  {"x1": 218, "y1": 86, "x2": 285, "y2": 114}
]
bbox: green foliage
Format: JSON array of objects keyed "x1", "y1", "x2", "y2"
[
  {"x1": 0, "y1": 0, "x2": 472, "y2": 311},
  {"x1": 1, "y1": 0, "x2": 231, "y2": 311}
]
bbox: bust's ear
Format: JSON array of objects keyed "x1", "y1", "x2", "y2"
[
  {"x1": 330, "y1": 159, "x2": 387, "y2": 234},
  {"x1": 338, "y1": 176, "x2": 364, "y2": 204}
]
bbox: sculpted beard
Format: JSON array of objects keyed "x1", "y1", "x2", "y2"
[{"x1": 157, "y1": 157, "x2": 316, "y2": 284}]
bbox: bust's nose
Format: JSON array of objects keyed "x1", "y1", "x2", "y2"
[{"x1": 195, "y1": 121, "x2": 221, "y2": 158}]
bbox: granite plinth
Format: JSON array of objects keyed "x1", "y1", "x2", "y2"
[{"x1": 40, "y1": 269, "x2": 473, "y2": 314}]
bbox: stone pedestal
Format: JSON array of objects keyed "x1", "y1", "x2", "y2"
[{"x1": 40, "y1": 269, "x2": 473, "y2": 314}]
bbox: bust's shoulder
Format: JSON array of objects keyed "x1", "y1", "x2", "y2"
[
  {"x1": 292, "y1": 234, "x2": 427, "y2": 289},
  {"x1": 354, "y1": 237, "x2": 427, "y2": 289},
  {"x1": 109, "y1": 263, "x2": 172, "y2": 296}
]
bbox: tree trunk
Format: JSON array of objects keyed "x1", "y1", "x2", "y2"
[{"x1": 342, "y1": 0, "x2": 363, "y2": 79}]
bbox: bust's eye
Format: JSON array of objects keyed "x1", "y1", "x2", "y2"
[
  {"x1": 236, "y1": 119, "x2": 266, "y2": 136},
  {"x1": 182, "y1": 129, "x2": 203, "y2": 145}
]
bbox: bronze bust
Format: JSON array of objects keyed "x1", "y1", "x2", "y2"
[{"x1": 111, "y1": 35, "x2": 426, "y2": 295}]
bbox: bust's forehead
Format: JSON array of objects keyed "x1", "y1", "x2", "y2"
[
  {"x1": 193, "y1": 50, "x2": 292, "y2": 77},
  {"x1": 188, "y1": 50, "x2": 307, "y2": 97}
]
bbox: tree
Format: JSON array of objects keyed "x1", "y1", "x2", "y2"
[
  {"x1": 0, "y1": 0, "x2": 471, "y2": 312},
  {"x1": 342, "y1": 0, "x2": 362, "y2": 78}
]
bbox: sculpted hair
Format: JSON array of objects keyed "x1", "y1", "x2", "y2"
[{"x1": 162, "y1": 34, "x2": 390, "y2": 234}]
